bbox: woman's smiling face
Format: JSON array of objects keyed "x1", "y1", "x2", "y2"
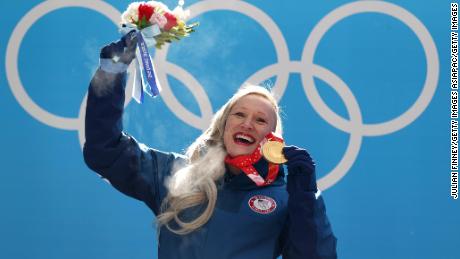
[{"x1": 223, "y1": 94, "x2": 277, "y2": 157}]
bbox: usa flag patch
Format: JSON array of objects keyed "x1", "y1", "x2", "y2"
[{"x1": 248, "y1": 195, "x2": 277, "y2": 214}]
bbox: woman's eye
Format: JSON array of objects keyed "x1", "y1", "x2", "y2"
[
  {"x1": 234, "y1": 112, "x2": 245, "y2": 117},
  {"x1": 256, "y1": 118, "x2": 267, "y2": 124}
]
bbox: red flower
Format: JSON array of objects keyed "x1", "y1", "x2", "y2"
[
  {"x1": 163, "y1": 12, "x2": 178, "y2": 30},
  {"x1": 138, "y1": 3, "x2": 154, "y2": 22}
]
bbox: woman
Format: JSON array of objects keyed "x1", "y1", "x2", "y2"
[{"x1": 83, "y1": 32, "x2": 337, "y2": 259}]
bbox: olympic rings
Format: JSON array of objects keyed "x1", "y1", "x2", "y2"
[
  {"x1": 5, "y1": 0, "x2": 120, "y2": 130},
  {"x1": 5, "y1": 0, "x2": 439, "y2": 190},
  {"x1": 302, "y1": 1, "x2": 439, "y2": 136}
]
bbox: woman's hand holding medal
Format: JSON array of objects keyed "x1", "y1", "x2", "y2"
[
  {"x1": 283, "y1": 146, "x2": 318, "y2": 193},
  {"x1": 261, "y1": 133, "x2": 317, "y2": 192}
]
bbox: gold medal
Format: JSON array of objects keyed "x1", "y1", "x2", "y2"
[{"x1": 262, "y1": 141, "x2": 287, "y2": 164}]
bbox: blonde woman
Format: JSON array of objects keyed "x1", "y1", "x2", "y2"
[{"x1": 84, "y1": 32, "x2": 337, "y2": 259}]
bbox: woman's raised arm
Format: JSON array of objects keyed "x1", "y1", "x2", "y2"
[{"x1": 83, "y1": 33, "x2": 185, "y2": 214}]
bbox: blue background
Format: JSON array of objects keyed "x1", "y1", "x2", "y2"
[{"x1": 0, "y1": 0, "x2": 455, "y2": 258}]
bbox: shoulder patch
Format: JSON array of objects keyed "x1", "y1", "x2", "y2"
[{"x1": 248, "y1": 195, "x2": 277, "y2": 214}]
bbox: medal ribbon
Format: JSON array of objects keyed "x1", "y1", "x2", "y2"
[{"x1": 225, "y1": 133, "x2": 283, "y2": 186}]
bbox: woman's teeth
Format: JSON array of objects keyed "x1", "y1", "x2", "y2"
[{"x1": 234, "y1": 133, "x2": 255, "y2": 144}]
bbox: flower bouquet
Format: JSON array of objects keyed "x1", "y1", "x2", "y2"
[
  {"x1": 121, "y1": 1, "x2": 198, "y2": 49},
  {"x1": 120, "y1": 1, "x2": 198, "y2": 103}
]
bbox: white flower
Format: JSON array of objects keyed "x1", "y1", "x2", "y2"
[
  {"x1": 147, "y1": 1, "x2": 170, "y2": 12},
  {"x1": 149, "y1": 13, "x2": 167, "y2": 28},
  {"x1": 172, "y1": 6, "x2": 190, "y2": 20},
  {"x1": 121, "y1": 2, "x2": 141, "y2": 24}
]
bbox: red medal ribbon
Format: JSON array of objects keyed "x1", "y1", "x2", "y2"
[{"x1": 225, "y1": 132, "x2": 283, "y2": 186}]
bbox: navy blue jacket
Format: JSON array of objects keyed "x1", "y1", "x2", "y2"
[{"x1": 83, "y1": 68, "x2": 337, "y2": 259}]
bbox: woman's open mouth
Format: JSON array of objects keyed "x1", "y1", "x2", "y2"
[{"x1": 233, "y1": 133, "x2": 255, "y2": 146}]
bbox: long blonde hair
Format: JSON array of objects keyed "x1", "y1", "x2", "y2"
[{"x1": 157, "y1": 84, "x2": 283, "y2": 235}]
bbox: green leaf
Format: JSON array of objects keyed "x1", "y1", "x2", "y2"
[{"x1": 139, "y1": 16, "x2": 150, "y2": 30}]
